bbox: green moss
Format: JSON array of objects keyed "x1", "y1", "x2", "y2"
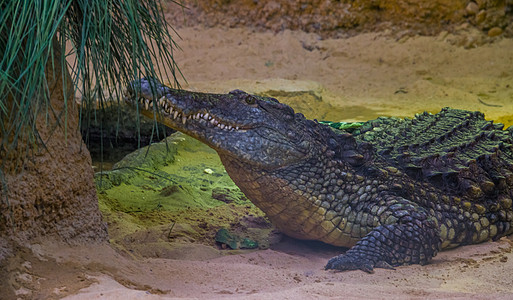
[{"x1": 96, "y1": 132, "x2": 275, "y2": 258}]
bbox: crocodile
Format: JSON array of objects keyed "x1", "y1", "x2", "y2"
[{"x1": 124, "y1": 78, "x2": 513, "y2": 273}]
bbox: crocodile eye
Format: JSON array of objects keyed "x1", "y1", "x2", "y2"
[{"x1": 245, "y1": 96, "x2": 256, "y2": 105}]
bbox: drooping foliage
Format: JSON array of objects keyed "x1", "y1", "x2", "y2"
[
  {"x1": 0, "y1": 0, "x2": 182, "y2": 165},
  {"x1": 0, "y1": 0, "x2": 183, "y2": 214}
]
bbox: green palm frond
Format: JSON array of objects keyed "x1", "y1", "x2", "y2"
[
  {"x1": 0, "y1": 0, "x2": 184, "y2": 218},
  {"x1": 0, "y1": 0, "x2": 183, "y2": 165},
  {"x1": 1, "y1": 1, "x2": 71, "y2": 156}
]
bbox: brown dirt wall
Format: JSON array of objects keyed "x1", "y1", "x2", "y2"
[
  {"x1": 166, "y1": 0, "x2": 513, "y2": 38},
  {"x1": 0, "y1": 44, "x2": 108, "y2": 263}
]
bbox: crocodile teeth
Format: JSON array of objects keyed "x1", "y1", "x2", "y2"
[
  {"x1": 144, "y1": 100, "x2": 149, "y2": 110},
  {"x1": 173, "y1": 111, "x2": 179, "y2": 119},
  {"x1": 182, "y1": 115, "x2": 187, "y2": 124}
]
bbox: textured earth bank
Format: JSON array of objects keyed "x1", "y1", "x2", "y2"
[
  {"x1": 165, "y1": 0, "x2": 513, "y2": 38},
  {"x1": 0, "y1": 45, "x2": 108, "y2": 298}
]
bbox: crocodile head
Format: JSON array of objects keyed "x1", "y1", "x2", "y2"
[{"x1": 124, "y1": 78, "x2": 334, "y2": 170}]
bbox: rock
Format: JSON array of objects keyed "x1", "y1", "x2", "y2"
[
  {"x1": 475, "y1": 10, "x2": 487, "y2": 24},
  {"x1": 475, "y1": 0, "x2": 486, "y2": 8},
  {"x1": 466, "y1": 2, "x2": 479, "y2": 15},
  {"x1": 488, "y1": 27, "x2": 503, "y2": 37},
  {"x1": 215, "y1": 228, "x2": 259, "y2": 249},
  {"x1": 211, "y1": 187, "x2": 249, "y2": 204}
]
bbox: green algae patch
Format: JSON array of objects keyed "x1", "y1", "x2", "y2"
[{"x1": 96, "y1": 132, "x2": 277, "y2": 260}]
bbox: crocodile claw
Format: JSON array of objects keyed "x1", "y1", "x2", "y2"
[{"x1": 325, "y1": 254, "x2": 395, "y2": 273}]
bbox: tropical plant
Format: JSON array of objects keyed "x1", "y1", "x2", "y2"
[
  {"x1": 1, "y1": 0, "x2": 183, "y2": 177},
  {"x1": 1, "y1": 0, "x2": 182, "y2": 159},
  {"x1": 0, "y1": 0, "x2": 182, "y2": 243}
]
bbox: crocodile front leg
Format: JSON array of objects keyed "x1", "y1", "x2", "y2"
[{"x1": 325, "y1": 194, "x2": 441, "y2": 273}]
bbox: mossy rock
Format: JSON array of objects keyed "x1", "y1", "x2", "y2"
[
  {"x1": 96, "y1": 132, "x2": 275, "y2": 259},
  {"x1": 215, "y1": 228, "x2": 259, "y2": 250}
]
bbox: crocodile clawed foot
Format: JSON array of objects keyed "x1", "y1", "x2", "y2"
[{"x1": 324, "y1": 254, "x2": 395, "y2": 274}]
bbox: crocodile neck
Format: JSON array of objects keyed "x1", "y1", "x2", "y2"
[{"x1": 219, "y1": 151, "x2": 363, "y2": 247}]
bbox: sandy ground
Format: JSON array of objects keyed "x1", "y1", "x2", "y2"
[
  {"x1": 9, "y1": 26, "x2": 513, "y2": 299},
  {"x1": 9, "y1": 235, "x2": 513, "y2": 299},
  {"x1": 173, "y1": 26, "x2": 513, "y2": 125}
]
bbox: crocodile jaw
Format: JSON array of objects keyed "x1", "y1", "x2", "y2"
[
  {"x1": 123, "y1": 81, "x2": 311, "y2": 169},
  {"x1": 136, "y1": 95, "x2": 247, "y2": 132},
  {"x1": 128, "y1": 95, "x2": 258, "y2": 159}
]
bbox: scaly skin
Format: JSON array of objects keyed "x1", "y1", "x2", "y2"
[{"x1": 124, "y1": 78, "x2": 513, "y2": 273}]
